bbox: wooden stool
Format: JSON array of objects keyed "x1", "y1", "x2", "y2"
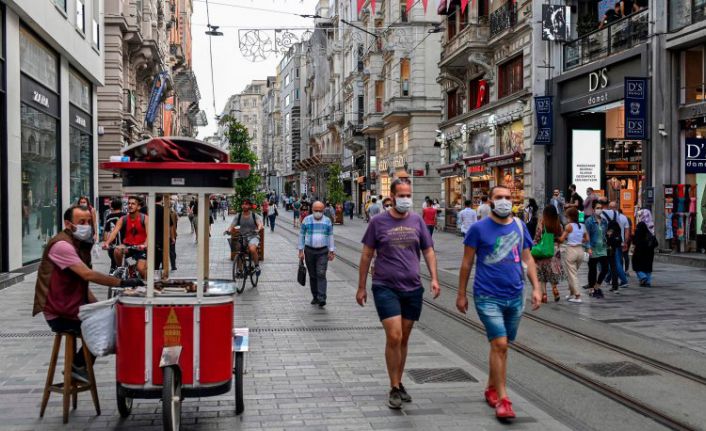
[{"x1": 39, "y1": 332, "x2": 100, "y2": 423}]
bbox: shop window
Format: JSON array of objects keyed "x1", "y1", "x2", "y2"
[
  {"x1": 400, "y1": 58, "x2": 410, "y2": 96},
  {"x1": 76, "y1": 0, "x2": 86, "y2": 33},
  {"x1": 498, "y1": 55, "x2": 524, "y2": 99},
  {"x1": 447, "y1": 88, "x2": 463, "y2": 119},
  {"x1": 682, "y1": 47, "x2": 704, "y2": 105},
  {"x1": 469, "y1": 78, "x2": 489, "y2": 110},
  {"x1": 69, "y1": 127, "x2": 91, "y2": 202},
  {"x1": 375, "y1": 80, "x2": 384, "y2": 113},
  {"x1": 19, "y1": 29, "x2": 59, "y2": 91}
]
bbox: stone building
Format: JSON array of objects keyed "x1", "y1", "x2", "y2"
[
  {"x1": 278, "y1": 43, "x2": 305, "y2": 197},
  {"x1": 97, "y1": 0, "x2": 203, "y2": 206},
  {"x1": 217, "y1": 80, "x2": 266, "y2": 169}
]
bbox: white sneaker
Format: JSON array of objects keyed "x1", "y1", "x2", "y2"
[
  {"x1": 568, "y1": 297, "x2": 583, "y2": 303},
  {"x1": 565, "y1": 294, "x2": 573, "y2": 300}
]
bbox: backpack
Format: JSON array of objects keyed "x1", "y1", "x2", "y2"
[{"x1": 602, "y1": 211, "x2": 623, "y2": 249}]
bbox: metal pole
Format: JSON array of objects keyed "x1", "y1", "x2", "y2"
[
  {"x1": 197, "y1": 193, "x2": 207, "y2": 298},
  {"x1": 146, "y1": 192, "x2": 156, "y2": 298}
]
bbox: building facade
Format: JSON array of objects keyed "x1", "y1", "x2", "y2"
[
  {"x1": 97, "y1": 0, "x2": 203, "y2": 212},
  {"x1": 278, "y1": 43, "x2": 304, "y2": 197},
  {"x1": 216, "y1": 80, "x2": 266, "y2": 168},
  {"x1": 1, "y1": 0, "x2": 104, "y2": 271},
  {"x1": 261, "y1": 75, "x2": 282, "y2": 193}
]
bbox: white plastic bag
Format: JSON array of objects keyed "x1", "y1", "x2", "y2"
[{"x1": 79, "y1": 297, "x2": 117, "y2": 357}]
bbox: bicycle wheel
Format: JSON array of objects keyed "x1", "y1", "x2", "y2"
[
  {"x1": 236, "y1": 254, "x2": 247, "y2": 294},
  {"x1": 249, "y1": 260, "x2": 259, "y2": 288},
  {"x1": 234, "y1": 351, "x2": 244, "y2": 415}
]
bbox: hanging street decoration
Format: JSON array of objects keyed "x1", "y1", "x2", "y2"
[{"x1": 238, "y1": 29, "x2": 313, "y2": 62}]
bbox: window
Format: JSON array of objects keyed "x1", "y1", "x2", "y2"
[
  {"x1": 69, "y1": 70, "x2": 92, "y2": 202},
  {"x1": 682, "y1": 47, "x2": 704, "y2": 105},
  {"x1": 400, "y1": 58, "x2": 410, "y2": 96},
  {"x1": 468, "y1": 77, "x2": 489, "y2": 110},
  {"x1": 285, "y1": 113, "x2": 290, "y2": 132},
  {"x1": 92, "y1": 0, "x2": 100, "y2": 47},
  {"x1": 295, "y1": 68, "x2": 300, "y2": 78},
  {"x1": 285, "y1": 94, "x2": 290, "y2": 106},
  {"x1": 284, "y1": 74, "x2": 290, "y2": 87},
  {"x1": 498, "y1": 55, "x2": 523, "y2": 98},
  {"x1": 402, "y1": 128, "x2": 409, "y2": 151},
  {"x1": 478, "y1": 0, "x2": 489, "y2": 19},
  {"x1": 401, "y1": 4, "x2": 408, "y2": 22},
  {"x1": 69, "y1": 70, "x2": 91, "y2": 112},
  {"x1": 394, "y1": 132, "x2": 399, "y2": 153},
  {"x1": 76, "y1": 0, "x2": 85, "y2": 33},
  {"x1": 20, "y1": 29, "x2": 58, "y2": 91},
  {"x1": 295, "y1": 88, "x2": 300, "y2": 100},
  {"x1": 375, "y1": 81, "x2": 384, "y2": 112},
  {"x1": 379, "y1": 138, "x2": 384, "y2": 151},
  {"x1": 54, "y1": 0, "x2": 67, "y2": 12},
  {"x1": 447, "y1": 88, "x2": 462, "y2": 119},
  {"x1": 358, "y1": 95, "x2": 364, "y2": 124}
]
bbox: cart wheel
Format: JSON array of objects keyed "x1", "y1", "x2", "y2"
[
  {"x1": 236, "y1": 255, "x2": 247, "y2": 294},
  {"x1": 116, "y1": 386, "x2": 132, "y2": 418},
  {"x1": 234, "y1": 352, "x2": 244, "y2": 415},
  {"x1": 162, "y1": 366, "x2": 181, "y2": 431}
]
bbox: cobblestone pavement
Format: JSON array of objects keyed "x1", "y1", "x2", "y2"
[
  {"x1": 317, "y1": 211, "x2": 706, "y2": 355},
  {"x1": 0, "y1": 217, "x2": 569, "y2": 430}
]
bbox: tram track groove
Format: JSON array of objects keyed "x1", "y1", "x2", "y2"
[{"x1": 276, "y1": 222, "x2": 704, "y2": 430}]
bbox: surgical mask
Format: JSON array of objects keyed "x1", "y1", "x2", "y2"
[
  {"x1": 395, "y1": 197, "x2": 413, "y2": 213},
  {"x1": 491, "y1": 199, "x2": 513, "y2": 219},
  {"x1": 313, "y1": 211, "x2": 324, "y2": 220},
  {"x1": 595, "y1": 209, "x2": 603, "y2": 217},
  {"x1": 72, "y1": 224, "x2": 93, "y2": 242}
]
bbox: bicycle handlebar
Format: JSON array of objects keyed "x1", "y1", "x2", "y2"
[{"x1": 103, "y1": 244, "x2": 145, "y2": 251}]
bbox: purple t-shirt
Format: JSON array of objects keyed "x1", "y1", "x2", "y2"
[{"x1": 361, "y1": 211, "x2": 433, "y2": 292}]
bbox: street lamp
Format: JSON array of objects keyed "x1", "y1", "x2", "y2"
[{"x1": 205, "y1": 24, "x2": 223, "y2": 36}]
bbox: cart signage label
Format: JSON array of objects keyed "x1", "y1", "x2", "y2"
[{"x1": 233, "y1": 328, "x2": 249, "y2": 352}]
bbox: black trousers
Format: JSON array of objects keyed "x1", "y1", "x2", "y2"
[
  {"x1": 46, "y1": 318, "x2": 95, "y2": 367},
  {"x1": 304, "y1": 246, "x2": 329, "y2": 302},
  {"x1": 588, "y1": 255, "x2": 618, "y2": 289}
]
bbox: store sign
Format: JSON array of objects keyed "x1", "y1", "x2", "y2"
[
  {"x1": 69, "y1": 105, "x2": 92, "y2": 134},
  {"x1": 534, "y1": 96, "x2": 553, "y2": 145},
  {"x1": 686, "y1": 138, "x2": 706, "y2": 173},
  {"x1": 467, "y1": 165, "x2": 485, "y2": 174},
  {"x1": 624, "y1": 77, "x2": 648, "y2": 140},
  {"x1": 572, "y1": 130, "x2": 602, "y2": 192},
  {"x1": 21, "y1": 75, "x2": 59, "y2": 117},
  {"x1": 438, "y1": 164, "x2": 463, "y2": 178}
]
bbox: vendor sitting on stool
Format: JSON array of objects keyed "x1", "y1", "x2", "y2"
[{"x1": 32, "y1": 204, "x2": 143, "y2": 382}]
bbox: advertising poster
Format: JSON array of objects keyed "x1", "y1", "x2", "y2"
[
  {"x1": 698, "y1": 175, "x2": 706, "y2": 237},
  {"x1": 541, "y1": 5, "x2": 570, "y2": 41},
  {"x1": 572, "y1": 130, "x2": 602, "y2": 192}
]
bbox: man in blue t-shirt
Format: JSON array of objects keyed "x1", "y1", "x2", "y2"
[{"x1": 457, "y1": 185, "x2": 541, "y2": 420}]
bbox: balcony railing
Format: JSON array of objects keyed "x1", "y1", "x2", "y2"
[
  {"x1": 489, "y1": 2, "x2": 517, "y2": 38},
  {"x1": 564, "y1": 9, "x2": 648, "y2": 71}
]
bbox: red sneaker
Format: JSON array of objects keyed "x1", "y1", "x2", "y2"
[
  {"x1": 495, "y1": 397, "x2": 516, "y2": 419},
  {"x1": 484, "y1": 387, "x2": 499, "y2": 408}
]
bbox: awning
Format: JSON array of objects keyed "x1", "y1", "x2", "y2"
[
  {"x1": 483, "y1": 151, "x2": 525, "y2": 168},
  {"x1": 437, "y1": 162, "x2": 464, "y2": 178},
  {"x1": 463, "y1": 153, "x2": 488, "y2": 166}
]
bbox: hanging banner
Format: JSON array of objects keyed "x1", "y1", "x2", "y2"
[
  {"x1": 357, "y1": 0, "x2": 366, "y2": 15},
  {"x1": 534, "y1": 96, "x2": 553, "y2": 145},
  {"x1": 624, "y1": 76, "x2": 648, "y2": 140},
  {"x1": 145, "y1": 71, "x2": 168, "y2": 126},
  {"x1": 686, "y1": 138, "x2": 706, "y2": 173}
]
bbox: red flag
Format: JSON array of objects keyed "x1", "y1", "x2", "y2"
[
  {"x1": 421, "y1": 0, "x2": 429, "y2": 12},
  {"x1": 461, "y1": 0, "x2": 469, "y2": 14},
  {"x1": 407, "y1": 0, "x2": 414, "y2": 13},
  {"x1": 357, "y1": 0, "x2": 366, "y2": 15},
  {"x1": 371, "y1": 0, "x2": 376, "y2": 14},
  {"x1": 476, "y1": 80, "x2": 487, "y2": 109}
]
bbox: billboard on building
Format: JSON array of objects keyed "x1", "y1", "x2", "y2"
[
  {"x1": 542, "y1": 5, "x2": 570, "y2": 41},
  {"x1": 572, "y1": 130, "x2": 602, "y2": 193}
]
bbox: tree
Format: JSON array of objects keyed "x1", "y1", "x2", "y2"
[
  {"x1": 220, "y1": 116, "x2": 264, "y2": 210},
  {"x1": 326, "y1": 163, "x2": 346, "y2": 205}
]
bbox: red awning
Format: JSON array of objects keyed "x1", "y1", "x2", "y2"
[{"x1": 463, "y1": 153, "x2": 488, "y2": 165}]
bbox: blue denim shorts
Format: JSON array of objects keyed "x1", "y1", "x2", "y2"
[
  {"x1": 372, "y1": 284, "x2": 424, "y2": 322},
  {"x1": 474, "y1": 294, "x2": 524, "y2": 342}
]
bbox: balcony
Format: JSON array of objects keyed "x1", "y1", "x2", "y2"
[
  {"x1": 489, "y1": 1, "x2": 517, "y2": 38},
  {"x1": 362, "y1": 112, "x2": 384, "y2": 134},
  {"x1": 563, "y1": 9, "x2": 648, "y2": 71},
  {"x1": 440, "y1": 23, "x2": 491, "y2": 68}
]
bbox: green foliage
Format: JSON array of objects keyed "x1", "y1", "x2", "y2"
[
  {"x1": 326, "y1": 163, "x2": 346, "y2": 205},
  {"x1": 221, "y1": 116, "x2": 264, "y2": 211}
]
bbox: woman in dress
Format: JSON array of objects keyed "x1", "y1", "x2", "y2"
[
  {"x1": 632, "y1": 209, "x2": 657, "y2": 287},
  {"x1": 534, "y1": 205, "x2": 566, "y2": 302}
]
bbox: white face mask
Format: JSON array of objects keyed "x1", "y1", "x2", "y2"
[
  {"x1": 394, "y1": 197, "x2": 413, "y2": 213},
  {"x1": 595, "y1": 209, "x2": 603, "y2": 217},
  {"x1": 72, "y1": 224, "x2": 93, "y2": 242},
  {"x1": 491, "y1": 199, "x2": 513, "y2": 219},
  {"x1": 313, "y1": 211, "x2": 324, "y2": 220}
]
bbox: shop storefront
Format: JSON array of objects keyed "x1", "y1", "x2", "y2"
[
  {"x1": 485, "y1": 152, "x2": 525, "y2": 212},
  {"x1": 437, "y1": 162, "x2": 464, "y2": 229},
  {"x1": 20, "y1": 27, "x2": 60, "y2": 264},
  {"x1": 681, "y1": 114, "x2": 706, "y2": 252},
  {"x1": 0, "y1": 4, "x2": 5, "y2": 271},
  {"x1": 463, "y1": 154, "x2": 490, "y2": 208},
  {"x1": 69, "y1": 69, "x2": 93, "y2": 203},
  {"x1": 551, "y1": 47, "x2": 649, "y2": 216}
]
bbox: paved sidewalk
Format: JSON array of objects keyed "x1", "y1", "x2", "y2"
[
  {"x1": 0, "y1": 217, "x2": 569, "y2": 430},
  {"x1": 294, "y1": 210, "x2": 706, "y2": 355}
]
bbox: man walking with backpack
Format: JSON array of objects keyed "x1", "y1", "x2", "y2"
[
  {"x1": 456, "y1": 185, "x2": 542, "y2": 420},
  {"x1": 600, "y1": 200, "x2": 629, "y2": 291}
]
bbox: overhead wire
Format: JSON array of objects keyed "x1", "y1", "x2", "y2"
[
  {"x1": 205, "y1": 0, "x2": 219, "y2": 120},
  {"x1": 192, "y1": 0, "x2": 321, "y2": 18}
]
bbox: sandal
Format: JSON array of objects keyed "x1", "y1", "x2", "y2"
[{"x1": 552, "y1": 286, "x2": 560, "y2": 302}]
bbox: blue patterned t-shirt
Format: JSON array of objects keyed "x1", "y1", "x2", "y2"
[{"x1": 463, "y1": 217, "x2": 533, "y2": 299}]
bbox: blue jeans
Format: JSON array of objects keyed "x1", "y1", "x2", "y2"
[
  {"x1": 636, "y1": 271, "x2": 652, "y2": 284},
  {"x1": 611, "y1": 248, "x2": 628, "y2": 284},
  {"x1": 474, "y1": 295, "x2": 524, "y2": 342},
  {"x1": 268, "y1": 214, "x2": 276, "y2": 231}
]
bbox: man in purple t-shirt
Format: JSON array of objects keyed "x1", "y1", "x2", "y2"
[{"x1": 357, "y1": 178, "x2": 441, "y2": 410}]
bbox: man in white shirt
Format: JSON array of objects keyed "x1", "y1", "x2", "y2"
[
  {"x1": 477, "y1": 196, "x2": 491, "y2": 220},
  {"x1": 457, "y1": 199, "x2": 477, "y2": 237}
]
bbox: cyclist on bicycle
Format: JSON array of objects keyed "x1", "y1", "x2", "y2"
[
  {"x1": 103, "y1": 196, "x2": 148, "y2": 279},
  {"x1": 225, "y1": 199, "x2": 264, "y2": 276}
]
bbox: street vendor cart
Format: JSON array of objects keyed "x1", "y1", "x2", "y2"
[{"x1": 100, "y1": 137, "x2": 251, "y2": 430}]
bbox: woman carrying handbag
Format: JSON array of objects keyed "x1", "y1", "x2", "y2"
[{"x1": 532, "y1": 205, "x2": 565, "y2": 302}]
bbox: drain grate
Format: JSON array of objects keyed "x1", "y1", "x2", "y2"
[
  {"x1": 406, "y1": 368, "x2": 478, "y2": 384},
  {"x1": 251, "y1": 326, "x2": 382, "y2": 333},
  {"x1": 0, "y1": 331, "x2": 54, "y2": 338},
  {"x1": 579, "y1": 361, "x2": 657, "y2": 377}
]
